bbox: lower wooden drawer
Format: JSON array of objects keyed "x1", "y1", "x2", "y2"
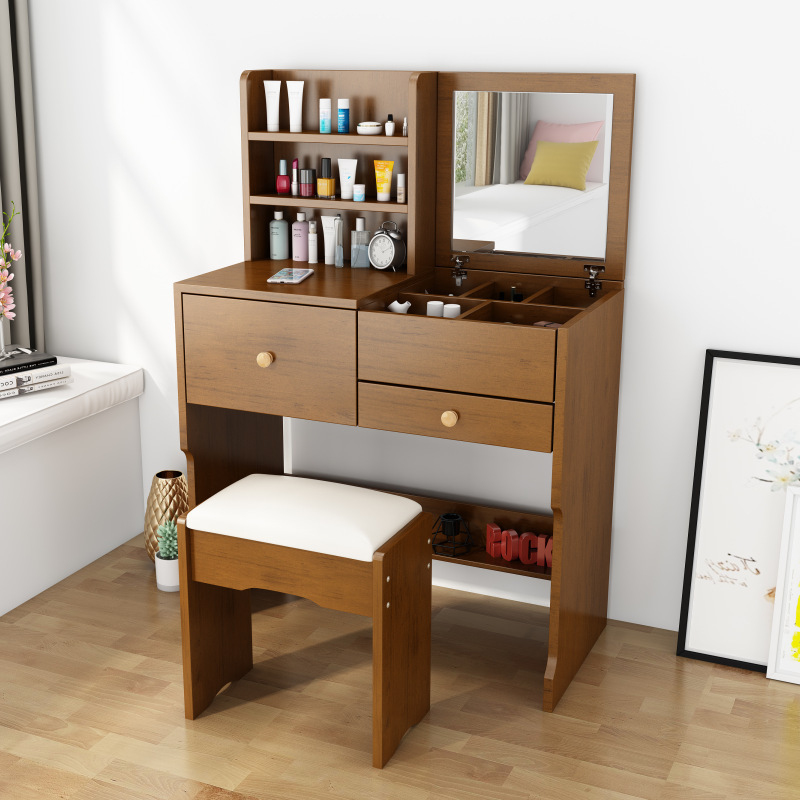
[{"x1": 358, "y1": 382, "x2": 553, "y2": 452}]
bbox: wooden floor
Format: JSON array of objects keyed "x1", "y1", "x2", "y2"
[{"x1": 1, "y1": 537, "x2": 798, "y2": 800}]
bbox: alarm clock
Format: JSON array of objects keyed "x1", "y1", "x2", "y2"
[{"x1": 368, "y1": 221, "x2": 406, "y2": 271}]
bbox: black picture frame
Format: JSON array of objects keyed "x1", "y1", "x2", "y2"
[{"x1": 677, "y1": 349, "x2": 800, "y2": 671}]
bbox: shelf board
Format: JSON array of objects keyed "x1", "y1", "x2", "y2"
[
  {"x1": 250, "y1": 194, "x2": 408, "y2": 214},
  {"x1": 249, "y1": 131, "x2": 409, "y2": 147},
  {"x1": 433, "y1": 549, "x2": 552, "y2": 580}
]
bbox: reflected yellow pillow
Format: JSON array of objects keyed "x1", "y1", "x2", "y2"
[{"x1": 524, "y1": 140, "x2": 599, "y2": 191}]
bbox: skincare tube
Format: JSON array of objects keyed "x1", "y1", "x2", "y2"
[
  {"x1": 321, "y1": 215, "x2": 337, "y2": 265},
  {"x1": 286, "y1": 80, "x2": 304, "y2": 133},
  {"x1": 374, "y1": 160, "x2": 394, "y2": 202},
  {"x1": 264, "y1": 80, "x2": 281, "y2": 132},
  {"x1": 338, "y1": 158, "x2": 357, "y2": 201}
]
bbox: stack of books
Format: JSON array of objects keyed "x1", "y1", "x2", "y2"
[{"x1": 0, "y1": 352, "x2": 72, "y2": 399}]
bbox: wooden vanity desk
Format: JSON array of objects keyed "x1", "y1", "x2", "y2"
[{"x1": 175, "y1": 70, "x2": 635, "y2": 712}]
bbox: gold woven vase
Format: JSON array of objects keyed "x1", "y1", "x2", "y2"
[{"x1": 144, "y1": 470, "x2": 189, "y2": 562}]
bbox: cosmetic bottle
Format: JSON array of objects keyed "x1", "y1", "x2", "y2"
[
  {"x1": 385, "y1": 114, "x2": 395, "y2": 136},
  {"x1": 276, "y1": 159, "x2": 290, "y2": 195},
  {"x1": 397, "y1": 173, "x2": 406, "y2": 204},
  {"x1": 292, "y1": 212, "x2": 309, "y2": 262},
  {"x1": 318, "y1": 158, "x2": 335, "y2": 200},
  {"x1": 402, "y1": 116, "x2": 408, "y2": 137},
  {"x1": 353, "y1": 184, "x2": 365, "y2": 202},
  {"x1": 291, "y1": 158, "x2": 299, "y2": 196},
  {"x1": 300, "y1": 169, "x2": 314, "y2": 197},
  {"x1": 307, "y1": 220, "x2": 318, "y2": 264},
  {"x1": 351, "y1": 217, "x2": 370, "y2": 268},
  {"x1": 319, "y1": 98, "x2": 331, "y2": 133},
  {"x1": 269, "y1": 211, "x2": 289, "y2": 260},
  {"x1": 333, "y1": 214, "x2": 344, "y2": 268},
  {"x1": 337, "y1": 99, "x2": 349, "y2": 134}
]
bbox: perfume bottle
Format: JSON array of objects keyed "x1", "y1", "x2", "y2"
[
  {"x1": 292, "y1": 212, "x2": 309, "y2": 262},
  {"x1": 269, "y1": 211, "x2": 289, "y2": 260},
  {"x1": 351, "y1": 217, "x2": 370, "y2": 268},
  {"x1": 318, "y1": 157, "x2": 335, "y2": 200},
  {"x1": 333, "y1": 214, "x2": 344, "y2": 268},
  {"x1": 276, "y1": 159, "x2": 290, "y2": 195}
]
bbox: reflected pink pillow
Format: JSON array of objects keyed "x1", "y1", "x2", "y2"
[{"x1": 519, "y1": 120, "x2": 604, "y2": 181}]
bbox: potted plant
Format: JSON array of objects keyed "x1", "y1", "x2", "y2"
[{"x1": 154, "y1": 519, "x2": 180, "y2": 592}]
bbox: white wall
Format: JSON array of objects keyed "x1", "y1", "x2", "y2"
[{"x1": 27, "y1": 0, "x2": 800, "y2": 631}]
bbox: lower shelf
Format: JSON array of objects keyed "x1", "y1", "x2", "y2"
[{"x1": 433, "y1": 548, "x2": 551, "y2": 580}]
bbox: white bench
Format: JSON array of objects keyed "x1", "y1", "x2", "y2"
[{"x1": 179, "y1": 473, "x2": 433, "y2": 767}]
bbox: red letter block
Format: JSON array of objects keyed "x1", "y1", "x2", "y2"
[
  {"x1": 501, "y1": 530, "x2": 519, "y2": 562},
  {"x1": 537, "y1": 534, "x2": 553, "y2": 568},
  {"x1": 519, "y1": 532, "x2": 536, "y2": 565},
  {"x1": 486, "y1": 523, "x2": 502, "y2": 558}
]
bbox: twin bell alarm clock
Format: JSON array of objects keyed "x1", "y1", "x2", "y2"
[{"x1": 368, "y1": 221, "x2": 406, "y2": 271}]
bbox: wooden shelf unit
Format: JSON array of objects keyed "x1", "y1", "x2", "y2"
[{"x1": 240, "y1": 69, "x2": 437, "y2": 272}]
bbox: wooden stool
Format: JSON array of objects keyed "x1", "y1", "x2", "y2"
[{"x1": 178, "y1": 474, "x2": 433, "y2": 768}]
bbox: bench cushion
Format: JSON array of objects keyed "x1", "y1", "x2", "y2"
[{"x1": 185, "y1": 474, "x2": 423, "y2": 562}]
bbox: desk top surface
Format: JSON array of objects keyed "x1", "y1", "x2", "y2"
[{"x1": 176, "y1": 261, "x2": 415, "y2": 309}]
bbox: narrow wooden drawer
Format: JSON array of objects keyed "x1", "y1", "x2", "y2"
[
  {"x1": 358, "y1": 312, "x2": 556, "y2": 402},
  {"x1": 358, "y1": 382, "x2": 552, "y2": 452},
  {"x1": 183, "y1": 294, "x2": 356, "y2": 424}
]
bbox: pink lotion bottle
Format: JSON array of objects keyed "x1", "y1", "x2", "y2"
[{"x1": 292, "y1": 211, "x2": 309, "y2": 262}]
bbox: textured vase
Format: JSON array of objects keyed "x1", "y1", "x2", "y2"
[{"x1": 144, "y1": 470, "x2": 189, "y2": 562}]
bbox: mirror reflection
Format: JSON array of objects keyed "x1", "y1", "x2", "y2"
[{"x1": 452, "y1": 91, "x2": 613, "y2": 259}]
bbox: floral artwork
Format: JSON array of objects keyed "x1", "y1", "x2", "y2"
[
  {"x1": 0, "y1": 202, "x2": 23, "y2": 357},
  {"x1": 679, "y1": 352, "x2": 800, "y2": 671},
  {"x1": 768, "y1": 488, "x2": 800, "y2": 684}
]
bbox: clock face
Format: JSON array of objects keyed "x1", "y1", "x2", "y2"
[{"x1": 368, "y1": 234, "x2": 395, "y2": 268}]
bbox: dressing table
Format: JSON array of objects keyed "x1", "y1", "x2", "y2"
[{"x1": 174, "y1": 69, "x2": 635, "y2": 711}]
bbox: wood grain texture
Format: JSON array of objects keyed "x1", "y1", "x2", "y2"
[
  {"x1": 358, "y1": 309, "x2": 557, "y2": 402},
  {"x1": 179, "y1": 519, "x2": 253, "y2": 719},
  {"x1": 188, "y1": 529, "x2": 373, "y2": 617},
  {"x1": 372, "y1": 513, "x2": 433, "y2": 767},
  {"x1": 545, "y1": 289, "x2": 625, "y2": 712},
  {"x1": 435, "y1": 72, "x2": 635, "y2": 281},
  {"x1": 4, "y1": 536, "x2": 800, "y2": 799},
  {"x1": 183, "y1": 294, "x2": 356, "y2": 425},
  {"x1": 358, "y1": 382, "x2": 553, "y2": 452}
]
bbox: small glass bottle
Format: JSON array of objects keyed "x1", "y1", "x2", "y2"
[
  {"x1": 292, "y1": 212, "x2": 309, "y2": 262},
  {"x1": 333, "y1": 214, "x2": 344, "y2": 268},
  {"x1": 276, "y1": 159, "x2": 290, "y2": 195},
  {"x1": 307, "y1": 220, "x2": 318, "y2": 264},
  {"x1": 269, "y1": 211, "x2": 289, "y2": 260},
  {"x1": 351, "y1": 217, "x2": 371, "y2": 268},
  {"x1": 397, "y1": 173, "x2": 406, "y2": 204},
  {"x1": 318, "y1": 158, "x2": 335, "y2": 200}
]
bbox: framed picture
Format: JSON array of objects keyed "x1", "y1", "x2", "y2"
[
  {"x1": 767, "y1": 487, "x2": 800, "y2": 683},
  {"x1": 678, "y1": 350, "x2": 800, "y2": 670}
]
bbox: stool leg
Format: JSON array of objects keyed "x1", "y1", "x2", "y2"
[
  {"x1": 179, "y1": 521, "x2": 253, "y2": 719},
  {"x1": 372, "y1": 513, "x2": 432, "y2": 767}
]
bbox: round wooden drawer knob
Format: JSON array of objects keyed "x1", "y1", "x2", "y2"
[
  {"x1": 256, "y1": 352, "x2": 274, "y2": 368},
  {"x1": 441, "y1": 410, "x2": 459, "y2": 428}
]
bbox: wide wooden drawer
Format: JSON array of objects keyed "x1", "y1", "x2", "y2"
[
  {"x1": 358, "y1": 382, "x2": 553, "y2": 452},
  {"x1": 183, "y1": 294, "x2": 356, "y2": 424},
  {"x1": 358, "y1": 312, "x2": 556, "y2": 403}
]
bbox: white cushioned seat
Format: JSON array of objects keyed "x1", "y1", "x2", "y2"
[{"x1": 185, "y1": 474, "x2": 423, "y2": 562}]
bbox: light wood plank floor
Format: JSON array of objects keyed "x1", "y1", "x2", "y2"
[{"x1": 1, "y1": 535, "x2": 798, "y2": 799}]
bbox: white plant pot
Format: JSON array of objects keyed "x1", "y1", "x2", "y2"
[{"x1": 155, "y1": 551, "x2": 180, "y2": 592}]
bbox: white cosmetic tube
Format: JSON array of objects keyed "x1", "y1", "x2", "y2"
[
  {"x1": 338, "y1": 158, "x2": 358, "y2": 201},
  {"x1": 263, "y1": 81, "x2": 281, "y2": 132},
  {"x1": 286, "y1": 80, "x2": 304, "y2": 133},
  {"x1": 321, "y1": 215, "x2": 337, "y2": 265}
]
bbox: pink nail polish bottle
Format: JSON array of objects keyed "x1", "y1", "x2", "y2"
[{"x1": 276, "y1": 159, "x2": 290, "y2": 195}]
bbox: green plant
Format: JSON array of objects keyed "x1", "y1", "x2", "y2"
[{"x1": 156, "y1": 519, "x2": 178, "y2": 560}]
